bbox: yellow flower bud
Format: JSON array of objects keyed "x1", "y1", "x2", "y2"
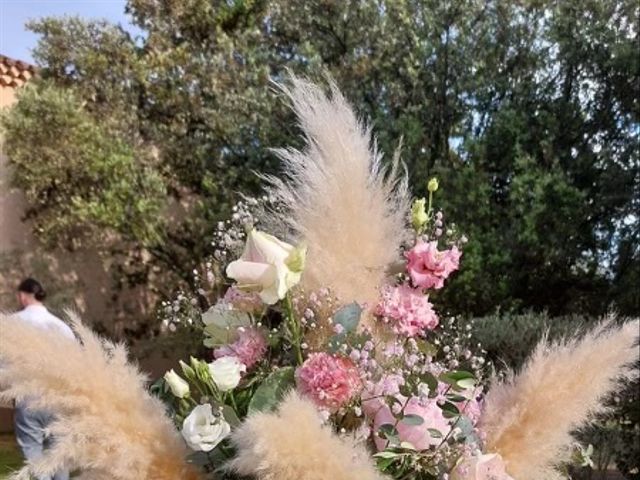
[
  {"x1": 411, "y1": 198, "x2": 428, "y2": 231},
  {"x1": 427, "y1": 177, "x2": 439, "y2": 193},
  {"x1": 285, "y1": 243, "x2": 307, "y2": 274}
]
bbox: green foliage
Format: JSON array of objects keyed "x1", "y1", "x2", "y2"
[
  {"x1": 247, "y1": 366, "x2": 295, "y2": 414},
  {"x1": 471, "y1": 311, "x2": 592, "y2": 369},
  {"x1": 1, "y1": 0, "x2": 637, "y2": 331},
  {"x1": 1, "y1": 83, "x2": 166, "y2": 248}
]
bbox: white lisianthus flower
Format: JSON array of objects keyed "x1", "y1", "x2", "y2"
[
  {"x1": 208, "y1": 356, "x2": 246, "y2": 391},
  {"x1": 226, "y1": 229, "x2": 306, "y2": 305},
  {"x1": 181, "y1": 404, "x2": 230, "y2": 452},
  {"x1": 163, "y1": 369, "x2": 190, "y2": 398}
]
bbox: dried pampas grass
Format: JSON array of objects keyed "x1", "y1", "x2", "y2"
[
  {"x1": 0, "y1": 312, "x2": 200, "y2": 480},
  {"x1": 481, "y1": 318, "x2": 639, "y2": 479},
  {"x1": 227, "y1": 390, "x2": 386, "y2": 480},
  {"x1": 264, "y1": 76, "x2": 410, "y2": 307}
]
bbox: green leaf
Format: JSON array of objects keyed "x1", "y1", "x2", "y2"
[
  {"x1": 373, "y1": 451, "x2": 401, "y2": 459},
  {"x1": 419, "y1": 372, "x2": 439, "y2": 396},
  {"x1": 398, "y1": 383, "x2": 413, "y2": 397},
  {"x1": 377, "y1": 423, "x2": 399, "y2": 442},
  {"x1": 439, "y1": 370, "x2": 476, "y2": 390},
  {"x1": 427, "y1": 428, "x2": 443, "y2": 439},
  {"x1": 221, "y1": 405, "x2": 241, "y2": 427},
  {"x1": 247, "y1": 367, "x2": 295, "y2": 414},
  {"x1": 446, "y1": 393, "x2": 468, "y2": 403},
  {"x1": 401, "y1": 413, "x2": 424, "y2": 426},
  {"x1": 439, "y1": 401, "x2": 460, "y2": 419},
  {"x1": 333, "y1": 303, "x2": 362, "y2": 333}
]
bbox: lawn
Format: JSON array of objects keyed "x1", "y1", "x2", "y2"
[{"x1": 0, "y1": 435, "x2": 23, "y2": 479}]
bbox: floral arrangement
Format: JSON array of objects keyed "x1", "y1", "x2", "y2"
[
  {"x1": 152, "y1": 78, "x2": 637, "y2": 480},
  {"x1": 160, "y1": 180, "x2": 490, "y2": 479},
  {"x1": 0, "y1": 77, "x2": 637, "y2": 480}
]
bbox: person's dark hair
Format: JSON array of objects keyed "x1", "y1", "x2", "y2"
[{"x1": 17, "y1": 278, "x2": 46, "y2": 301}]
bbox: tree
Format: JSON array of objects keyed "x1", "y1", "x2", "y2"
[{"x1": 2, "y1": 0, "x2": 637, "y2": 333}]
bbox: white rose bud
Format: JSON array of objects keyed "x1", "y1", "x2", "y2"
[
  {"x1": 208, "y1": 356, "x2": 245, "y2": 392},
  {"x1": 181, "y1": 404, "x2": 230, "y2": 452},
  {"x1": 163, "y1": 369, "x2": 190, "y2": 398},
  {"x1": 226, "y1": 229, "x2": 306, "y2": 305}
]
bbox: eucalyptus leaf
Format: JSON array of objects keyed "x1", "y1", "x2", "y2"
[
  {"x1": 401, "y1": 414, "x2": 424, "y2": 426},
  {"x1": 333, "y1": 303, "x2": 362, "y2": 333},
  {"x1": 247, "y1": 367, "x2": 295, "y2": 414},
  {"x1": 221, "y1": 405, "x2": 241, "y2": 427}
]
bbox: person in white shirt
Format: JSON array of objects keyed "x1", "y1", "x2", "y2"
[{"x1": 13, "y1": 278, "x2": 74, "y2": 480}]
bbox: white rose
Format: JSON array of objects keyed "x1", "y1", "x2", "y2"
[
  {"x1": 181, "y1": 404, "x2": 230, "y2": 452},
  {"x1": 163, "y1": 369, "x2": 190, "y2": 398},
  {"x1": 208, "y1": 356, "x2": 245, "y2": 391},
  {"x1": 226, "y1": 229, "x2": 306, "y2": 305},
  {"x1": 452, "y1": 453, "x2": 513, "y2": 480}
]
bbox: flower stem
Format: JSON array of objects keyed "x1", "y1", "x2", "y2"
[
  {"x1": 285, "y1": 293, "x2": 304, "y2": 365},
  {"x1": 227, "y1": 391, "x2": 240, "y2": 416}
]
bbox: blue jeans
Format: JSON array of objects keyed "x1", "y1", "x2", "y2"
[{"x1": 14, "y1": 403, "x2": 69, "y2": 480}]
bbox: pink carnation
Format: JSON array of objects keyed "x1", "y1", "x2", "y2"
[
  {"x1": 376, "y1": 285, "x2": 439, "y2": 336},
  {"x1": 406, "y1": 240, "x2": 461, "y2": 290},
  {"x1": 296, "y1": 352, "x2": 362, "y2": 411},
  {"x1": 214, "y1": 327, "x2": 267, "y2": 369},
  {"x1": 372, "y1": 397, "x2": 451, "y2": 451}
]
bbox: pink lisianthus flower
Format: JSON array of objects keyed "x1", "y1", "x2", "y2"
[
  {"x1": 371, "y1": 397, "x2": 451, "y2": 451},
  {"x1": 223, "y1": 286, "x2": 264, "y2": 314},
  {"x1": 376, "y1": 285, "x2": 439, "y2": 336},
  {"x1": 406, "y1": 240, "x2": 461, "y2": 290},
  {"x1": 295, "y1": 352, "x2": 362, "y2": 412},
  {"x1": 451, "y1": 453, "x2": 513, "y2": 480},
  {"x1": 458, "y1": 389, "x2": 483, "y2": 425},
  {"x1": 214, "y1": 327, "x2": 267, "y2": 370}
]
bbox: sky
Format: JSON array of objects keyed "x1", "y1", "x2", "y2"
[{"x1": 1, "y1": 0, "x2": 139, "y2": 64}]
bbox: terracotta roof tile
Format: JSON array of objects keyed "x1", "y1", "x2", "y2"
[{"x1": 0, "y1": 54, "x2": 37, "y2": 88}]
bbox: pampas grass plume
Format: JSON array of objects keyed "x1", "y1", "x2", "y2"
[
  {"x1": 481, "y1": 318, "x2": 639, "y2": 479},
  {"x1": 0, "y1": 312, "x2": 200, "y2": 480},
  {"x1": 227, "y1": 390, "x2": 386, "y2": 480},
  {"x1": 263, "y1": 76, "x2": 409, "y2": 307}
]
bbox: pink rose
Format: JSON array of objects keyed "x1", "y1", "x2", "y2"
[
  {"x1": 214, "y1": 327, "x2": 267, "y2": 369},
  {"x1": 452, "y1": 453, "x2": 513, "y2": 480},
  {"x1": 371, "y1": 397, "x2": 451, "y2": 451},
  {"x1": 406, "y1": 240, "x2": 461, "y2": 290},
  {"x1": 295, "y1": 353, "x2": 362, "y2": 411},
  {"x1": 376, "y1": 285, "x2": 439, "y2": 336}
]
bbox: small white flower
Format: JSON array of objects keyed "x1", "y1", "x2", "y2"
[
  {"x1": 163, "y1": 369, "x2": 190, "y2": 398},
  {"x1": 208, "y1": 356, "x2": 245, "y2": 391},
  {"x1": 181, "y1": 404, "x2": 230, "y2": 452}
]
